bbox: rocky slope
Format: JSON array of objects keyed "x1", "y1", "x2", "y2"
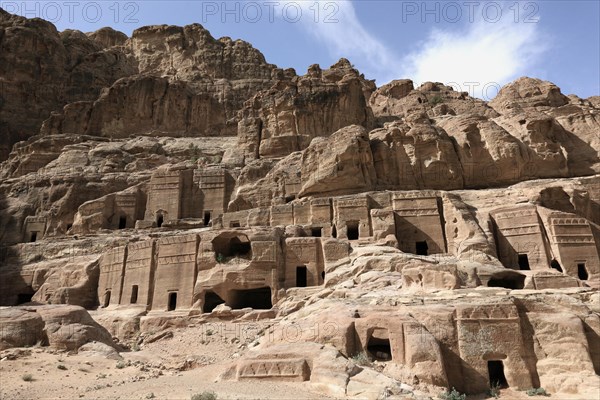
[{"x1": 0, "y1": 9, "x2": 599, "y2": 400}]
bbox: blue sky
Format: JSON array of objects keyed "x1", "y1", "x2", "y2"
[{"x1": 3, "y1": 1, "x2": 599, "y2": 99}]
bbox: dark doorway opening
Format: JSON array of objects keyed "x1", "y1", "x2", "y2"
[
  {"x1": 416, "y1": 241, "x2": 428, "y2": 256},
  {"x1": 66, "y1": 223, "x2": 72, "y2": 231},
  {"x1": 311, "y1": 227, "x2": 322, "y2": 237},
  {"x1": 103, "y1": 291, "x2": 111, "y2": 308},
  {"x1": 578, "y1": 263, "x2": 589, "y2": 280},
  {"x1": 119, "y1": 216, "x2": 127, "y2": 229},
  {"x1": 168, "y1": 292, "x2": 177, "y2": 311},
  {"x1": 487, "y1": 360, "x2": 508, "y2": 388},
  {"x1": 331, "y1": 225, "x2": 337, "y2": 238},
  {"x1": 30, "y1": 232, "x2": 37, "y2": 242},
  {"x1": 130, "y1": 285, "x2": 138, "y2": 304},
  {"x1": 367, "y1": 336, "x2": 392, "y2": 361},
  {"x1": 550, "y1": 259, "x2": 562, "y2": 273},
  {"x1": 518, "y1": 254, "x2": 530, "y2": 270},
  {"x1": 321, "y1": 271, "x2": 325, "y2": 282},
  {"x1": 156, "y1": 214, "x2": 164, "y2": 228},
  {"x1": 229, "y1": 287, "x2": 272, "y2": 310},
  {"x1": 488, "y1": 275, "x2": 525, "y2": 289},
  {"x1": 204, "y1": 291, "x2": 225, "y2": 313},
  {"x1": 212, "y1": 234, "x2": 252, "y2": 258},
  {"x1": 204, "y1": 211, "x2": 212, "y2": 226},
  {"x1": 230, "y1": 221, "x2": 240, "y2": 228},
  {"x1": 296, "y1": 266, "x2": 307, "y2": 287},
  {"x1": 347, "y1": 221, "x2": 359, "y2": 240},
  {"x1": 17, "y1": 293, "x2": 34, "y2": 304}
]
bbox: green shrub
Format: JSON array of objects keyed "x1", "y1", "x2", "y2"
[
  {"x1": 215, "y1": 253, "x2": 225, "y2": 263},
  {"x1": 526, "y1": 388, "x2": 549, "y2": 396},
  {"x1": 439, "y1": 387, "x2": 466, "y2": 400},
  {"x1": 116, "y1": 361, "x2": 126, "y2": 369},
  {"x1": 430, "y1": 95, "x2": 444, "y2": 105},
  {"x1": 351, "y1": 351, "x2": 371, "y2": 366},
  {"x1": 57, "y1": 364, "x2": 67, "y2": 370},
  {"x1": 191, "y1": 391, "x2": 217, "y2": 400},
  {"x1": 487, "y1": 381, "x2": 501, "y2": 398},
  {"x1": 21, "y1": 374, "x2": 34, "y2": 382}
]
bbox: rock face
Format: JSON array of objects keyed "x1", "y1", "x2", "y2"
[{"x1": 1, "y1": 9, "x2": 599, "y2": 400}]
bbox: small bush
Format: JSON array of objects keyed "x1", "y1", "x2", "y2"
[
  {"x1": 439, "y1": 387, "x2": 466, "y2": 400},
  {"x1": 351, "y1": 351, "x2": 371, "y2": 366},
  {"x1": 116, "y1": 361, "x2": 126, "y2": 369},
  {"x1": 526, "y1": 388, "x2": 549, "y2": 397},
  {"x1": 487, "y1": 382, "x2": 501, "y2": 398},
  {"x1": 191, "y1": 391, "x2": 217, "y2": 400},
  {"x1": 21, "y1": 374, "x2": 34, "y2": 382},
  {"x1": 430, "y1": 95, "x2": 444, "y2": 105},
  {"x1": 57, "y1": 364, "x2": 67, "y2": 370},
  {"x1": 215, "y1": 253, "x2": 225, "y2": 263}
]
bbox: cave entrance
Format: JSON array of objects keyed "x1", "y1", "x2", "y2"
[
  {"x1": 229, "y1": 287, "x2": 272, "y2": 310},
  {"x1": 311, "y1": 227, "x2": 322, "y2": 237},
  {"x1": 168, "y1": 292, "x2": 178, "y2": 311},
  {"x1": 156, "y1": 214, "x2": 164, "y2": 228},
  {"x1": 550, "y1": 259, "x2": 562, "y2": 273},
  {"x1": 17, "y1": 293, "x2": 34, "y2": 305},
  {"x1": 204, "y1": 291, "x2": 225, "y2": 313},
  {"x1": 487, "y1": 360, "x2": 508, "y2": 388},
  {"x1": 130, "y1": 285, "x2": 138, "y2": 304},
  {"x1": 103, "y1": 291, "x2": 111, "y2": 308},
  {"x1": 416, "y1": 241, "x2": 428, "y2": 256},
  {"x1": 296, "y1": 266, "x2": 307, "y2": 287},
  {"x1": 118, "y1": 216, "x2": 127, "y2": 229},
  {"x1": 30, "y1": 232, "x2": 38, "y2": 243},
  {"x1": 578, "y1": 263, "x2": 589, "y2": 280},
  {"x1": 367, "y1": 333, "x2": 392, "y2": 361},
  {"x1": 518, "y1": 254, "x2": 530, "y2": 270},
  {"x1": 488, "y1": 275, "x2": 525, "y2": 289},
  {"x1": 204, "y1": 211, "x2": 212, "y2": 227},
  {"x1": 212, "y1": 234, "x2": 252, "y2": 259},
  {"x1": 347, "y1": 221, "x2": 359, "y2": 240}
]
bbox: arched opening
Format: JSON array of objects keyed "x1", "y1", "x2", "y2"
[
  {"x1": 168, "y1": 292, "x2": 178, "y2": 311},
  {"x1": 204, "y1": 211, "x2": 212, "y2": 227},
  {"x1": 212, "y1": 233, "x2": 252, "y2": 259},
  {"x1": 17, "y1": 293, "x2": 34, "y2": 305},
  {"x1": 488, "y1": 274, "x2": 525, "y2": 289},
  {"x1": 550, "y1": 259, "x2": 562, "y2": 273},
  {"x1": 118, "y1": 216, "x2": 127, "y2": 229},
  {"x1": 30, "y1": 232, "x2": 38, "y2": 243},
  {"x1": 487, "y1": 360, "x2": 508, "y2": 388},
  {"x1": 367, "y1": 330, "x2": 392, "y2": 361},
  {"x1": 156, "y1": 214, "x2": 164, "y2": 228},
  {"x1": 311, "y1": 227, "x2": 322, "y2": 237},
  {"x1": 347, "y1": 221, "x2": 359, "y2": 240},
  {"x1": 103, "y1": 291, "x2": 111, "y2": 308},
  {"x1": 130, "y1": 285, "x2": 138, "y2": 304},
  {"x1": 578, "y1": 263, "x2": 589, "y2": 280},
  {"x1": 416, "y1": 241, "x2": 428, "y2": 256},
  {"x1": 518, "y1": 254, "x2": 530, "y2": 270},
  {"x1": 296, "y1": 266, "x2": 307, "y2": 287},
  {"x1": 229, "y1": 287, "x2": 272, "y2": 310},
  {"x1": 204, "y1": 291, "x2": 225, "y2": 313}
]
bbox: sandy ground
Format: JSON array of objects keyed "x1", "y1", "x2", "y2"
[{"x1": 0, "y1": 322, "x2": 333, "y2": 400}]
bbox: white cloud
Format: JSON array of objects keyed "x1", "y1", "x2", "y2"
[
  {"x1": 272, "y1": 1, "x2": 547, "y2": 99},
  {"x1": 273, "y1": 0, "x2": 400, "y2": 82},
  {"x1": 402, "y1": 15, "x2": 547, "y2": 98}
]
